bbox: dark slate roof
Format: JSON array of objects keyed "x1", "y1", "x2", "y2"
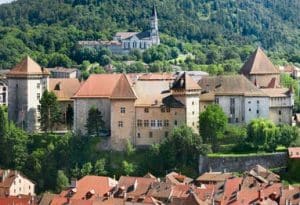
[{"x1": 162, "y1": 95, "x2": 184, "y2": 108}]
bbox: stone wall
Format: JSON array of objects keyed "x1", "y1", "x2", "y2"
[{"x1": 199, "y1": 152, "x2": 288, "y2": 174}]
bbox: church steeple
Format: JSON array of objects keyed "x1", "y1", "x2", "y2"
[{"x1": 150, "y1": 5, "x2": 160, "y2": 44}]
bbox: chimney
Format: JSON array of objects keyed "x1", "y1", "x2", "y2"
[{"x1": 70, "y1": 178, "x2": 77, "y2": 188}]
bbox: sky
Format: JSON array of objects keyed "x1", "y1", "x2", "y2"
[{"x1": 0, "y1": 0, "x2": 14, "y2": 4}]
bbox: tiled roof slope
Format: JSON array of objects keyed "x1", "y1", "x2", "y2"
[
  {"x1": 240, "y1": 47, "x2": 279, "y2": 75},
  {"x1": 49, "y1": 78, "x2": 82, "y2": 101},
  {"x1": 199, "y1": 75, "x2": 267, "y2": 97},
  {"x1": 8, "y1": 56, "x2": 49, "y2": 76},
  {"x1": 73, "y1": 74, "x2": 136, "y2": 99},
  {"x1": 172, "y1": 72, "x2": 201, "y2": 90}
]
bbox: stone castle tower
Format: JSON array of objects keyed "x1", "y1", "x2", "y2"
[
  {"x1": 7, "y1": 56, "x2": 49, "y2": 132},
  {"x1": 150, "y1": 5, "x2": 160, "y2": 45},
  {"x1": 171, "y1": 72, "x2": 201, "y2": 133}
]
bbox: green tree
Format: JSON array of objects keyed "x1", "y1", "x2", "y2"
[
  {"x1": 56, "y1": 170, "x2": 69, "y2": 192},
  {"x1": 39, "y1": 90, "x2": 61, "y2": 132},
  {"x1": 0, "y1": 106, "x2": 9, "y2": 165},
  {"x1": 122, "y1": 160, "x2": 135, "y2": 176},
  {"x1": 199, "y1": 104, "x2": 227, "y2": 152},
  {"x1": 278, "y1": 125, "x2": 299, "y2": 147},
  {"x1": 94, "y1": 158, "x2": 107, "y2": 176},
  {"x1": 81, "y1": 162, "x2": 93, "y2": 176},
  {"x1": 85, "y1": 106, "x2": 105, "y2": 136},
  {"x1": 247, "y1": 118, "x2": 279, "y2": 151}
]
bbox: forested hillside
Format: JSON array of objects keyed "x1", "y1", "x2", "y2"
[{"x1": 0, "y1": 0, "x2": 299, "y2": 70}]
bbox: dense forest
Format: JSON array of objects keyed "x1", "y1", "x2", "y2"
[{"x1": 0, "y1": 0, "x2": 299, "y2": 71}]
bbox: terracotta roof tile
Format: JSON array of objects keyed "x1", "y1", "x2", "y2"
[
  {"x1": 240, "y1": 47, "x2": 279, "y2": 75},
  {"x1": 49, "y1": 78, "x2": 82, "y2": 101},
  {"x1": 7, "y1": 56, "x2": 49, "y2": 76},
  {"x1": 111, "y1": 74, "x2": 137, "y2": 99},
  {"x1": 196, "y1": 172, "x2": 233, "y2": 183}
]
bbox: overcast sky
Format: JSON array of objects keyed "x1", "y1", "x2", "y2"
[{"x1": 0, "y1": 0, "x2": 14, "y2": 4}]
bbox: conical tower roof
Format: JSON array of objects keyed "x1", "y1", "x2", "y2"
[
  {"x1": 240, "y1": 47, "x2": 279, "y2": 75},
  {"x1": 8, "y1": 56, "x2": 49, "y2": 77}
]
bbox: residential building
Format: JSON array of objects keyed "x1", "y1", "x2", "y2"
[
  {"x1": 50, "y1": 176, "x2": 118, "y2": 205},
  {"x1": 288, "y1": 147, "x2": 300, "y2": 159},
  {"x1": 78, "y1": 6, "x2": 160, "y2": 55},
  {"x1": 0, "y1": 169, "x2": 35, "y2": 197},
  {"x1": 199, "y1": 75, "x2": 270, "y2": 124},
  {"x1": 47, "y1": 67, "x2": 80, "y2": 79},
  {"x1": 7, "y1": 56, "x2": 50, "y2": 132},
  {"x1": 73, "y1": 72, "x2": 201, "y2": 150}
]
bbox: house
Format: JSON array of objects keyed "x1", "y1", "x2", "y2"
[
  {"x1": 279, "y1": 186, "x2": 300, "y2": 205},
  {"x1": 73, "y1": 72, "x2": 201, "y2": 150},
  {"x1": 288, "y1": 147, "x2": 300, "y2": 159},
  {"x1": 196, "y1": 172, "x2": 233, "y2": 185},
  {"x1": 0, "y1": 169, "x2": 35, "y2": 197},
  {"x1": 199, "y1": 75, "x2": 270, "y2": 124},
  {"x1": 50, "y1": 176, "x2": 118, "y2": 205},
  {"x1": 47, "y1": 67, "x2": 80, "y2": 79},
  {"x1": 279, "y1": 64, "x2": 300, "y2": 79},
  {"x1": 0, "y1": 196, "x2": 37, "y2": 205},
  {"x1": 165, "y1": 172, "x2": 193, "y2": 185},
  {"x1": 79, "y1": 6, "x2": 160, "y2": 55}
]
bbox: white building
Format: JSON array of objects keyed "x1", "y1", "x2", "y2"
[
  {"x1": 0, "y1": 169, "x2": 35, "y2": 196},
  {"x1": 7, "y1": 56, "x2": 49, "y2": 132}
]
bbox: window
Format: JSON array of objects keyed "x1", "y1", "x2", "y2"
[
  {"x1": 174, "y1": 120, "x2": 178, "y2": 126},
  {"x1": 248, "y1": 101, "x2": 251, "y2": 104},
  {"x1": 161, "y1": 107, "x2": 166, "y2": 113},
  {"x1": 249, "y1": 108, "x2": 251, "y2": 112},
  {"x1": 144, "y1": 108, "x2": 149, "y2": 113},
  {"x1": 166, "y1": 107, "x2": 170, "y2": 112},
  {"x1": 215, "y1": 97, "x2": 219, "y2": 104},
  {"x1": 37, "y1": 93, "x2": 40, "y2": 100},
  {"x1": 19, "y1": 179, "x2": 21, "y2": 183},
  {"x1": 230, "y1": 98, "x2": 235, "y2": 115},
  {"x1": 192, "y1": 101, "x2": 194, "y2": 105},
  {"x1": 120, "y1": 107, "x2": 126, "y2": 113},
  {"x1": 192, "y1": 122, "x2": 195, "y2": 126},
  {"x1": 144, "y1": 120, "x2": 149, "y2": 127},
  {"x1": 118, "y1": 121, "x2": 123, "y2": 127},
  {"x1": 137, "y1": 133, "x2": 141, "y2": 138},
  {"x1": 144, "y1": 42, "x2": 147, "y2": 48},
  {"x1": 149, "y1": 132, "x2": 153, "y2": 138},
  {"x1": 257, "y1": 100, "x2": 260, "y2": 104},
  {"x1": 37, "y1": 83, "x2": 40, "y2": 89},
  {"x1": 137, "y1": 120, "x2": 142, "y2": 127},
  {"x1": 235, "y1": 118, "x2": 239, "y2": 123},
  {"x1": 157, "y1": 120, "x2": 162, "y2": 127},
  {"x1": 192, "y1": 111, "x2": 195, "y2": 115},
  {"x1": 29, "y1": 186, "x2": 31, "y2": 190},
  {"x1": 150, "y1": 120, "x2": 156, "y2": 127},
  {"x1": 19, "y1": 187, "x2": 21, "y2": 191},
  {"x1": 37, "y1": 105, "x2": 41, "y2": 111},
  {"x1": 257, "y1": 110, "x2": 259, "y2": 114},
  {"x1": 164, "y1": 120, "x2": 169, "y2": 127},
  {"x1": 279, "y1": 110, "x2": 282, "y2": 115},
  {"x1": 165, "y1": 132, "x2": 168, "y2": 138}
]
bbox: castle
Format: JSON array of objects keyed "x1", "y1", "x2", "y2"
[
  {"x1": 78, "y1": 6, "x2": 160, "y2": 55},
  {"x1": 6, "y1": 48, "x2": 294, "y2": 150}
]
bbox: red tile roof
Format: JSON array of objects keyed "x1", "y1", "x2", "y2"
[
  {"x1": 7, "y1": 56, "x2": 50, "y2": 77},
  {"x1": 73, "y1": 74, "x2": 136, "y2": 99},
  {"x1": 49, "y1": 78, "x2": 82, "y2": 101},
  {"x1": 0, "y1": 196, "x2": 36, "y2": 205}
]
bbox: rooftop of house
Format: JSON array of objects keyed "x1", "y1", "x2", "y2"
[
  {"x1": 279, "y1": 185, "x2": 300, "y2": 205},
  {"x1": 0, "y1": 196, "x2": 37, "y2": 205},
  {"x1": 115, "y1": 32, "x2": 139, "y2": 40},
  {"x1": 171, "y1": 72, "x2": 201, "y2": 91},
  {"x1": 7, "y1": 56, "x2": 50, "y2": 77},
  {"x1": 240, "y1": 47, "x2": 280, "y2": 75},
  {"x1": 196, "y1": 172, "x2": 233, "y2": 183},
  {"x1": 73, "y1": 74, "x2": 136, "y2": 100},
  {"x1": 247, "y1": 165, "x2": 281, "y2": 183},
  {"x1": 261, "y1": 88, "x2": 292, "y2": 98},
  {"x1": 165, "y1": 172, "x2": 193, "y2": 185},
  {"x1": 55, "y1": 176, "x2": 117, "y2": 202},
  {"x1": 49, "y1": 78, "x2": 82, "y2": 101},
  {"x1": 288, "y1": 147, "x2": 300, "y2": 159},
  {"x1": 199, "y1": 75, "x2": 267, "y2": 97}
]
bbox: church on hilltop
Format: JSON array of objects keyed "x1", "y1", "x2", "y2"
[{"x1": 78, "y1": 6, "x2": 160, "y2": 55}]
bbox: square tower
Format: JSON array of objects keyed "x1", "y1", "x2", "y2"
[{"x1": 7, "y1": 56, "x2": 49, "y2": 132}]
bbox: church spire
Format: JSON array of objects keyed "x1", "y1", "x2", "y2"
[{"x1": 150, "y1": 5, "x2": 159, "y2": 44}]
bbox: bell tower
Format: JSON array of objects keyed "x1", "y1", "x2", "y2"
[{"x1": 150, "y1": 5, "x2": 160, "y2": 45}]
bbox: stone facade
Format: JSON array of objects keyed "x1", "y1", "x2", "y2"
[
  {"x1": 199, "y1": 153, "x2": 288, "y2": 174},
  {"x1": 73, "y1": 98, "x2": 111, "y2": 132},
  {"x1": 0, "y1": 79, "x2": 7, "y2": 106}
]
